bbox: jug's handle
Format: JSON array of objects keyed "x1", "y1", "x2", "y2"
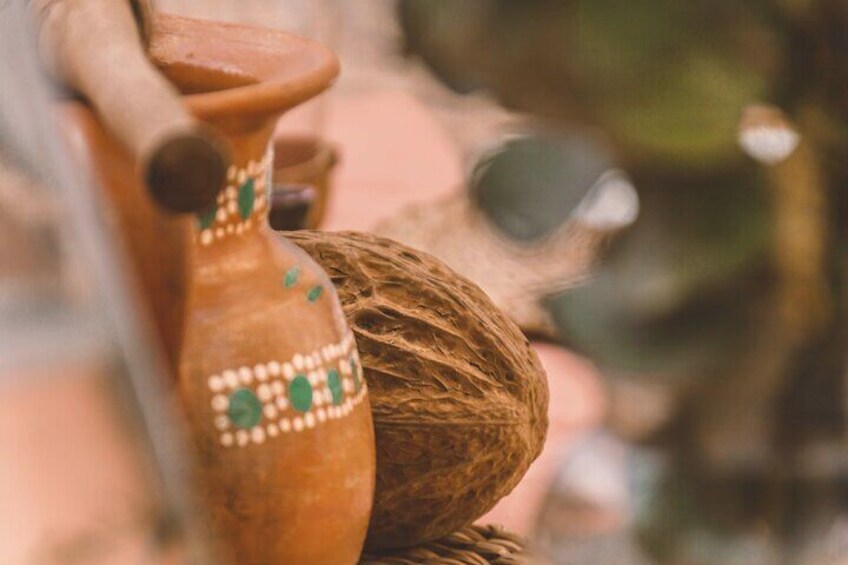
[{"x1": 32, "y1": 0, "x2": 229, "y2": 213}]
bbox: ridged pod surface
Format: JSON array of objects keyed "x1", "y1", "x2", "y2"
[{"x1": 288, "y1": 230, "x2": 549, "y2": 549}]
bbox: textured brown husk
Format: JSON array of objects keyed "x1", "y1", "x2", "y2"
[{"x1": 288, "y1": 230, "x2": 549, "y2": 549}]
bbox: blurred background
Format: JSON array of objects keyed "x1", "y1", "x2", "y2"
[
  {"x1": 158, "y1": 2, "x2": 848, "y2": 562},
  {"x1": 5, "y1": 0, "x2": 848, "y2": 563}
]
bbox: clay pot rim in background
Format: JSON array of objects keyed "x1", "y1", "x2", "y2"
[
  {"x1": 273, "y1": 136, "x2": 338, "y2": 174},
  {"x1": 149, "y1": 13, "x2": 339, "y2": 123},
  {"x1": 272, "y1": 137, "x2": 339, "y2": 229}
]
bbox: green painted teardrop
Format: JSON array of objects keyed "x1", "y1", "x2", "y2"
[
  {"x1": 198, "y1": 201, "x2": 217, "y2": 230},
  {"x1": 238, "y1": 178, "x2": 255, "y2": 220},
  {"x1": 227, "y1": 388, "x2": 262, "y2": 429},
  {"x1": 350, "y1": 358, "x2": 361, "y2": 392},
  {"x1": 327, "y1": 369, "x2": 343, "y2": 405},
  {"x1": 284, "y1": 266, "x2": 300, "y2": 288},
  {"x1": 289, "y1": 375, "x2": 313, "y2": 412},
  {"x1": 307, "y1": 285, "x2": 324, "y2": 303}
]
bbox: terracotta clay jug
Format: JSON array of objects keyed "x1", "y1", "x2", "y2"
[{"x1": 66, "y1": 13, "x2": 375, "y2": 564}]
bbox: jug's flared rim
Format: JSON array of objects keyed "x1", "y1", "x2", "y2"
[{"x1": 150, "y1": 14, "x2": 339, "y2": 124}]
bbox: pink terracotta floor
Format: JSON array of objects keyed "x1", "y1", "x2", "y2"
[{"x1": 280, "y1": 89, "x2": 607, "y2": 536}]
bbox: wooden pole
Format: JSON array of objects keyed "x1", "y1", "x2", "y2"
[{"x1": 32, "y1": 0, "x2": 230, "y2": 213}]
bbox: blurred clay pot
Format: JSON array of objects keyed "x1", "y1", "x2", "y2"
[
  {"x1": 273, "y1": 135, "x2": 338, "y2": 229},
  {"x1": 64, "y1": 13, "x2": 375, "y2": 565}
]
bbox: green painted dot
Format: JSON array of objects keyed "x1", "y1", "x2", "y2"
[
  {"x1": 227, "y1": 388, "x2": 262, "y2": 429},
  {"x1": 198, "y1": 201, "x2": 218, "y2": 230},
  {"x1": 351, "y1": 358, "x2": 362, "y2": 392},
  {"x1": 307, "y1": 285, "x2": 324, "y2": 303},
  {"x1": 284, "y1": 266, "x2": 300, "y2": 288},
  {"x1": 289, "y1": 375, "x2": 313, "y2": 412},
  {"x1": 238, "y1": 178, "x2": 256, "y2": 220},
  {"x1": 327, "y1": 369, "x2": 343, "y2": 405}
]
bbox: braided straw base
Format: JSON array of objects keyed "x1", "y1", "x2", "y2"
[{"x1": 360, "y1": 525, "x2": 530, "y2": 565}]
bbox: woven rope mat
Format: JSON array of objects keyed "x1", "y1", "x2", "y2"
[{"x1": 360, "y1": 524, "x2": 530, "y2": 565}]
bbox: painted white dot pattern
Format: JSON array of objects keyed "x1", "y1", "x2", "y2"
[
  {"x1": 221, "y1": 370, "x2": 237, "y2": 389},
  {"x1": 210, "y1": 331, "x2": 367, "y2": 447},
  {"x1": 198, "y1": 147, "x2": 273, "y2": 247},
  {"x1": 239, "y1": 366, "x2": 253, "y2": 385},
  {"x1": 211, "y1": 394, "x2": 228, "y2": 412},
  {"x1": 208, "y1": 375, "x2": 224, "y2": 392}
]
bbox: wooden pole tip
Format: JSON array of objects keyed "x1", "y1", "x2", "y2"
[{"x1": 144, "y1": 128, "x2": 229, "y2": 214}]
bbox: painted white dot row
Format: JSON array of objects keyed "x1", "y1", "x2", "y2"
[
  {"x1": 225, "y1": 151, "x2": 273, "y2": 184},
  {"x1": 219, "y1": 384, "x2": 368, "y2": 447},
  {"x1": 215, "y1": 176, "x2": 267, "y2": 205},
  {"x1": 213, "y1": 193, "x2": 269, "y2": 223},
  {"x1": 206, "y1": 332, "x2": 357, "y2": 394},
  {"x1": 199, "y1": 217, "x2": 257, "y2": 246},
  {"x1": 209, "y1": 364, "x2": 359, "y2": 416},
  {"x1": 201, "y1": 150, "x2": 273, "y2": 247},
  {"x1": 212, "y1": 377, "x2": 358, "y2": 433}
]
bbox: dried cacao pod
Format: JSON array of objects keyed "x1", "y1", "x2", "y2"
[{"x1": 288, "y1": 230, "x2": 549, "y2": 549}]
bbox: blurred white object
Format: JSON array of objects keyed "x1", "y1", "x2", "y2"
[
  {"x1": 534, "y1": 432, "x2": 654, "y2": 565},
  {"x1": 738, "y1": 104, "x2": 800, "y2": 165},
  {"x1": 573, "y1": 170, "x2": 639, "y2": 231},
  {"x1": 376, "y1": 167, "x2": 637, "y2": 336},
  {"x1": 551, "y1": 432, "x2": 633, "y2": 513},
  {"x1": 376, "y1": 192, "x2": 606, "y2": 335}
]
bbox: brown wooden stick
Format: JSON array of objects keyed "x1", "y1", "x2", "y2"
[
  {"x1": 693, "y1": 106, "x2": 827, "y2": 471},
  {"x1": 32, "y1": 0, "x2": 229, "y2": 213}
]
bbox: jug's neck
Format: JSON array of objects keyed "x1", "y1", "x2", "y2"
[{"x1": 194, "y1": 143, "x2": 273, "y2": 249}]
